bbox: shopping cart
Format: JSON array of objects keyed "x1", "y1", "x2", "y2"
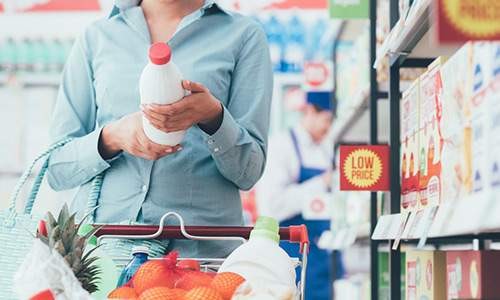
[{"x1": 94, "y1": 212, "x2": 310, "y2": 300}]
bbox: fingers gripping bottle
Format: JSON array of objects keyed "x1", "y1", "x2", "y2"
[{"x1": 140, "y1": 42, "x2": 186, "y2": 145}]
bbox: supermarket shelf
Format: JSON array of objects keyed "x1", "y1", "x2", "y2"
[
  {"x1": 273, "y1": 73, "x2": 303, "y2": 87},
  {"x1": 372, "y1": 197, "x2": 500, "y2": 243},
  {"x1": 388, "y1": 0, "x2": 431, "y2": 66},
  {"x1": 318, "y1": 222, "x2": 371, "y2": 250},
  {"x1": 0, "y1": 73, "x2": 60, "y2": 88},
  {"x1": 330, "y1": 89, "x2": 369, "y2": 143},
  {"x1": 375, "y1": 0, "x2": 463, "y2": 68}
]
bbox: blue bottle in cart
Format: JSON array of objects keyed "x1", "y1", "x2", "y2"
[{"x1": 117, "y1": 246, "x2": 149, "y2": 287}]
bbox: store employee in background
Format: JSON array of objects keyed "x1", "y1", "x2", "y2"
[
  {"x1": 256, "y1": 91, "x2": 340, "y2": 300},
  {"x1": 46, "y1": 0, "x2": 272, "y2": 258}
]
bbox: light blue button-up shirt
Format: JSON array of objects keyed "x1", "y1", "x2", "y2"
[{"x1": 47, "y1": 1, "x2": 272, "y2": 257}]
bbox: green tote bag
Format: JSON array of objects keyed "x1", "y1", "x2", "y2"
[
  {"x1": 0, "y1": 138, "x2": 90, "y2": 300},
  {"x1": 0, "y1": 139, "x2": 168, "y2": 299}
]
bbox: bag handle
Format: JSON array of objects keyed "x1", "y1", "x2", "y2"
[
  {"x1": 9, "y1": 138, "x2": 74, "y2": 215},
  {"x1": 85, "y1": 173, "x2": 104, "y2": 223},
  {"x1": 9, "y1": 138, "x2": 105, "y2": 220}
]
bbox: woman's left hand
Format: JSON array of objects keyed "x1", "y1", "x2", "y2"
[{"x1": 141, "y1": 80, "x2": 223, "y2": 133}]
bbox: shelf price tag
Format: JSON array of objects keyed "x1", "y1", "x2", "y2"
[
  {"x1": 392, "y1": 212, "x2": 411, "y2": 250},
  {"x1": 436, "y1": 0, "x2": 500, "y2": 43},
  {"x1": 417, "y1": 206, "x2": 439, "y2": 249},
  {"x1": 339, "y1": 145, "x2": 390, "y2": 191}
]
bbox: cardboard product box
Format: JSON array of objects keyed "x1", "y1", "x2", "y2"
[
  {"x1": 419, "y1": 58, "x2": 446, "y2": 209},
  {"x1": 470, "y1": 42, "x2": 494, "y2": 201},
  {"x1": 440, "y1": 43, "x2": 474, "y2": 204},
  {"x1": 487, "y1": 42, "x2": 500, "y2": 193},
  {"x1": 401, "y1": 79, "x2": 420, "y2": 212},
  {"x1": 379, "y1": 251, "x2": 406, "y2": 300},
  {"x1": 446, "y1": 251, "x2": 500, "y2": 299},
  {"x1": 406, "y1": 250, "x2": 446, "y2": 300},
  {"x1": 401, "y1": 89, "x2": 410, "y2": 212}
]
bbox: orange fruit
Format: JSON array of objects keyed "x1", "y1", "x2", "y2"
[
  {"x1": 177, "y1": 259, "x2": 201, "y2": 271},
  {"x1": 175, "y1": 271, "x2": 213, "y2": 290},
  {"x1": 133, "y1": 252, "x2": 180, "y2": 294},
  {"x1": 132, "y1": 260, "x2": 173, "y2": 293},
  {"x1": 108, "y1": 286, "x2": 138, "y2": 299},
  {"x1": 138, "y1": 287, "x2": 186, "y2": 300},
  {"x1": 184, "y1": 287, "x2": 224, "y2": 300},
  {"x1": 210, "y1": 272, "x2": 245, "y2": 299}
]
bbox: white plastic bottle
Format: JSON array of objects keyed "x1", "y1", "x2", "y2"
[
  {"x1": 219, "y1": 216, "x2": 296, "y2": 288},
  {"x1": 139, "y1": 42, "x2": 186, "y2": 146}
]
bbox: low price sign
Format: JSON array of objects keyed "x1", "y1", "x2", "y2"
[
  {"x1": 436, "y1": 0, "x2": 500, "y2": 43},
  {"x1": 340, "y1": 145, "x2": 390, "y2": 191}
]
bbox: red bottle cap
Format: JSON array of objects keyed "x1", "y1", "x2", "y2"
[
  {"x1": 149, "y1": 42, "x2": 171, "y2": 65},
  {"x1": 30, "y1": 290, "x2": 55, "y2": 300}
]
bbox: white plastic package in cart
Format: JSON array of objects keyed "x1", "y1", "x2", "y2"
[
  {"x1": 13, "y1": 239, "x2": 92, "y2": 300},
  {"x1": 232, "y1": 280, "x2": 298, "y2": 300}
]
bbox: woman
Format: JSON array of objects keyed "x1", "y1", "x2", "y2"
[{"x1": 47, "y1": 0, "x2": 272, "y2": 258}]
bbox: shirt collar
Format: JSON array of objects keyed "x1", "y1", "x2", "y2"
[{"x1": 108, "y1": 0, "x2": 230, "y2": 19}]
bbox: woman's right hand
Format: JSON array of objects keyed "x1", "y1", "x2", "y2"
[{"x1": 99, "y1": 112, "x2": 181, "y2": 160}]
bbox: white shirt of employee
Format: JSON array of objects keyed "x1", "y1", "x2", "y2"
[{"x1": 256, "y1": 94, "x2": 334, "y2": 222}]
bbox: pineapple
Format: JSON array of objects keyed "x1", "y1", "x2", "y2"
[{"x1": 37, "y1": 204, "x2": 102, "y2": 293}]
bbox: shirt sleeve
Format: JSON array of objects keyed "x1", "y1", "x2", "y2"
[
  {"x1": 199, "y1": 24, "x2": 273, "y2": 191},
  {"x1": 255, "y1": 137, "x2": 328, "y2": 222},
  {"x1": 47, "y1": 33, "x2": 111, "y2": 191}
]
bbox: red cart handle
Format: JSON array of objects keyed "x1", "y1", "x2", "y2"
[{"x1": 95, "y1": 224, "x2": 310, "y2": 253}]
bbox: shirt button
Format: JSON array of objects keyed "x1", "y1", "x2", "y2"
[
  {"x1": 214, "y1": 147, "x2": 220, "y2": 153},
  {"x1": 208, "y1": 139, "x2": 214, "y2": 145},
  {"x1": 141, "y1": 185, "x2": 148, "y2": 193}
]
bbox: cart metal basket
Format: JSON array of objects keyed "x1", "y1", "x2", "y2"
[{"x1": 94, "y1": 212, "x2": 310, "y2": 300}]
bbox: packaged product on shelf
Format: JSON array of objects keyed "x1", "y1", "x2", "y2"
[
  {"x1": 482, "y1": 42, "x2": 500, "y2": 229},
  {"x1": 401, "y1": 79, "x2": 420, "y2": 212},
  {"x1": 418, "y1": 58, "x2": 445, "y2": 209},
  {"x1": 487, "y1": 42, "x2": 500, "y2": 192},
  {"x1": 264, "y1": 16, "x2": 285, "y2": 72},
  {"x1": 446, "y1": 251, "x2": 500, "y2": 299},
  {"x1": 406, "y1": 250, "x2": 446, "y2": 300},
  {"x1": 283, "y1": 15, "x2": 305, "y2": 73},
  {"x1": 470, "y1": 42, "x2": 494, "y2": 202},
  {"x1": 440, "y1": 43, "x2": 473, "y2": 204},
  {"x1": 379, "y1": 251, "x2": 406, "y2": 300}
]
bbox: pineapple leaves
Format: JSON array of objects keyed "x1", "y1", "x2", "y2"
[
  {"x1": 82, "y1": 225, "x2": 102, "y2": 241},
  {"x1": 49, "y1": 225, "x2": 61, "y2": 248},
  {"x1": 38, "y1": 235, "x2": 49, "y2": 246},
  {"x1": 61, "y1": 214, "x2": 77, "y2": 253},
  {"x1": 40, "y1": 203, "x2": 104, "y2": 294},
  {"x1": 46, "y1": 212, "x2": 58, "y2": 233},
  {"x1": 81, "y1": 244, "x2": 102, "y2": 263},
  {"x1": 57, "y1": 204, "x2": 70, "y2": 229},
  {"x1": 76, "y1": 206, "x2": 99, "y2": 234}
]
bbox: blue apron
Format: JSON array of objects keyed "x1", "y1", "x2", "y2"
[{"x1": 280, "y1": 129, "x2": 335, "y2": 300}]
